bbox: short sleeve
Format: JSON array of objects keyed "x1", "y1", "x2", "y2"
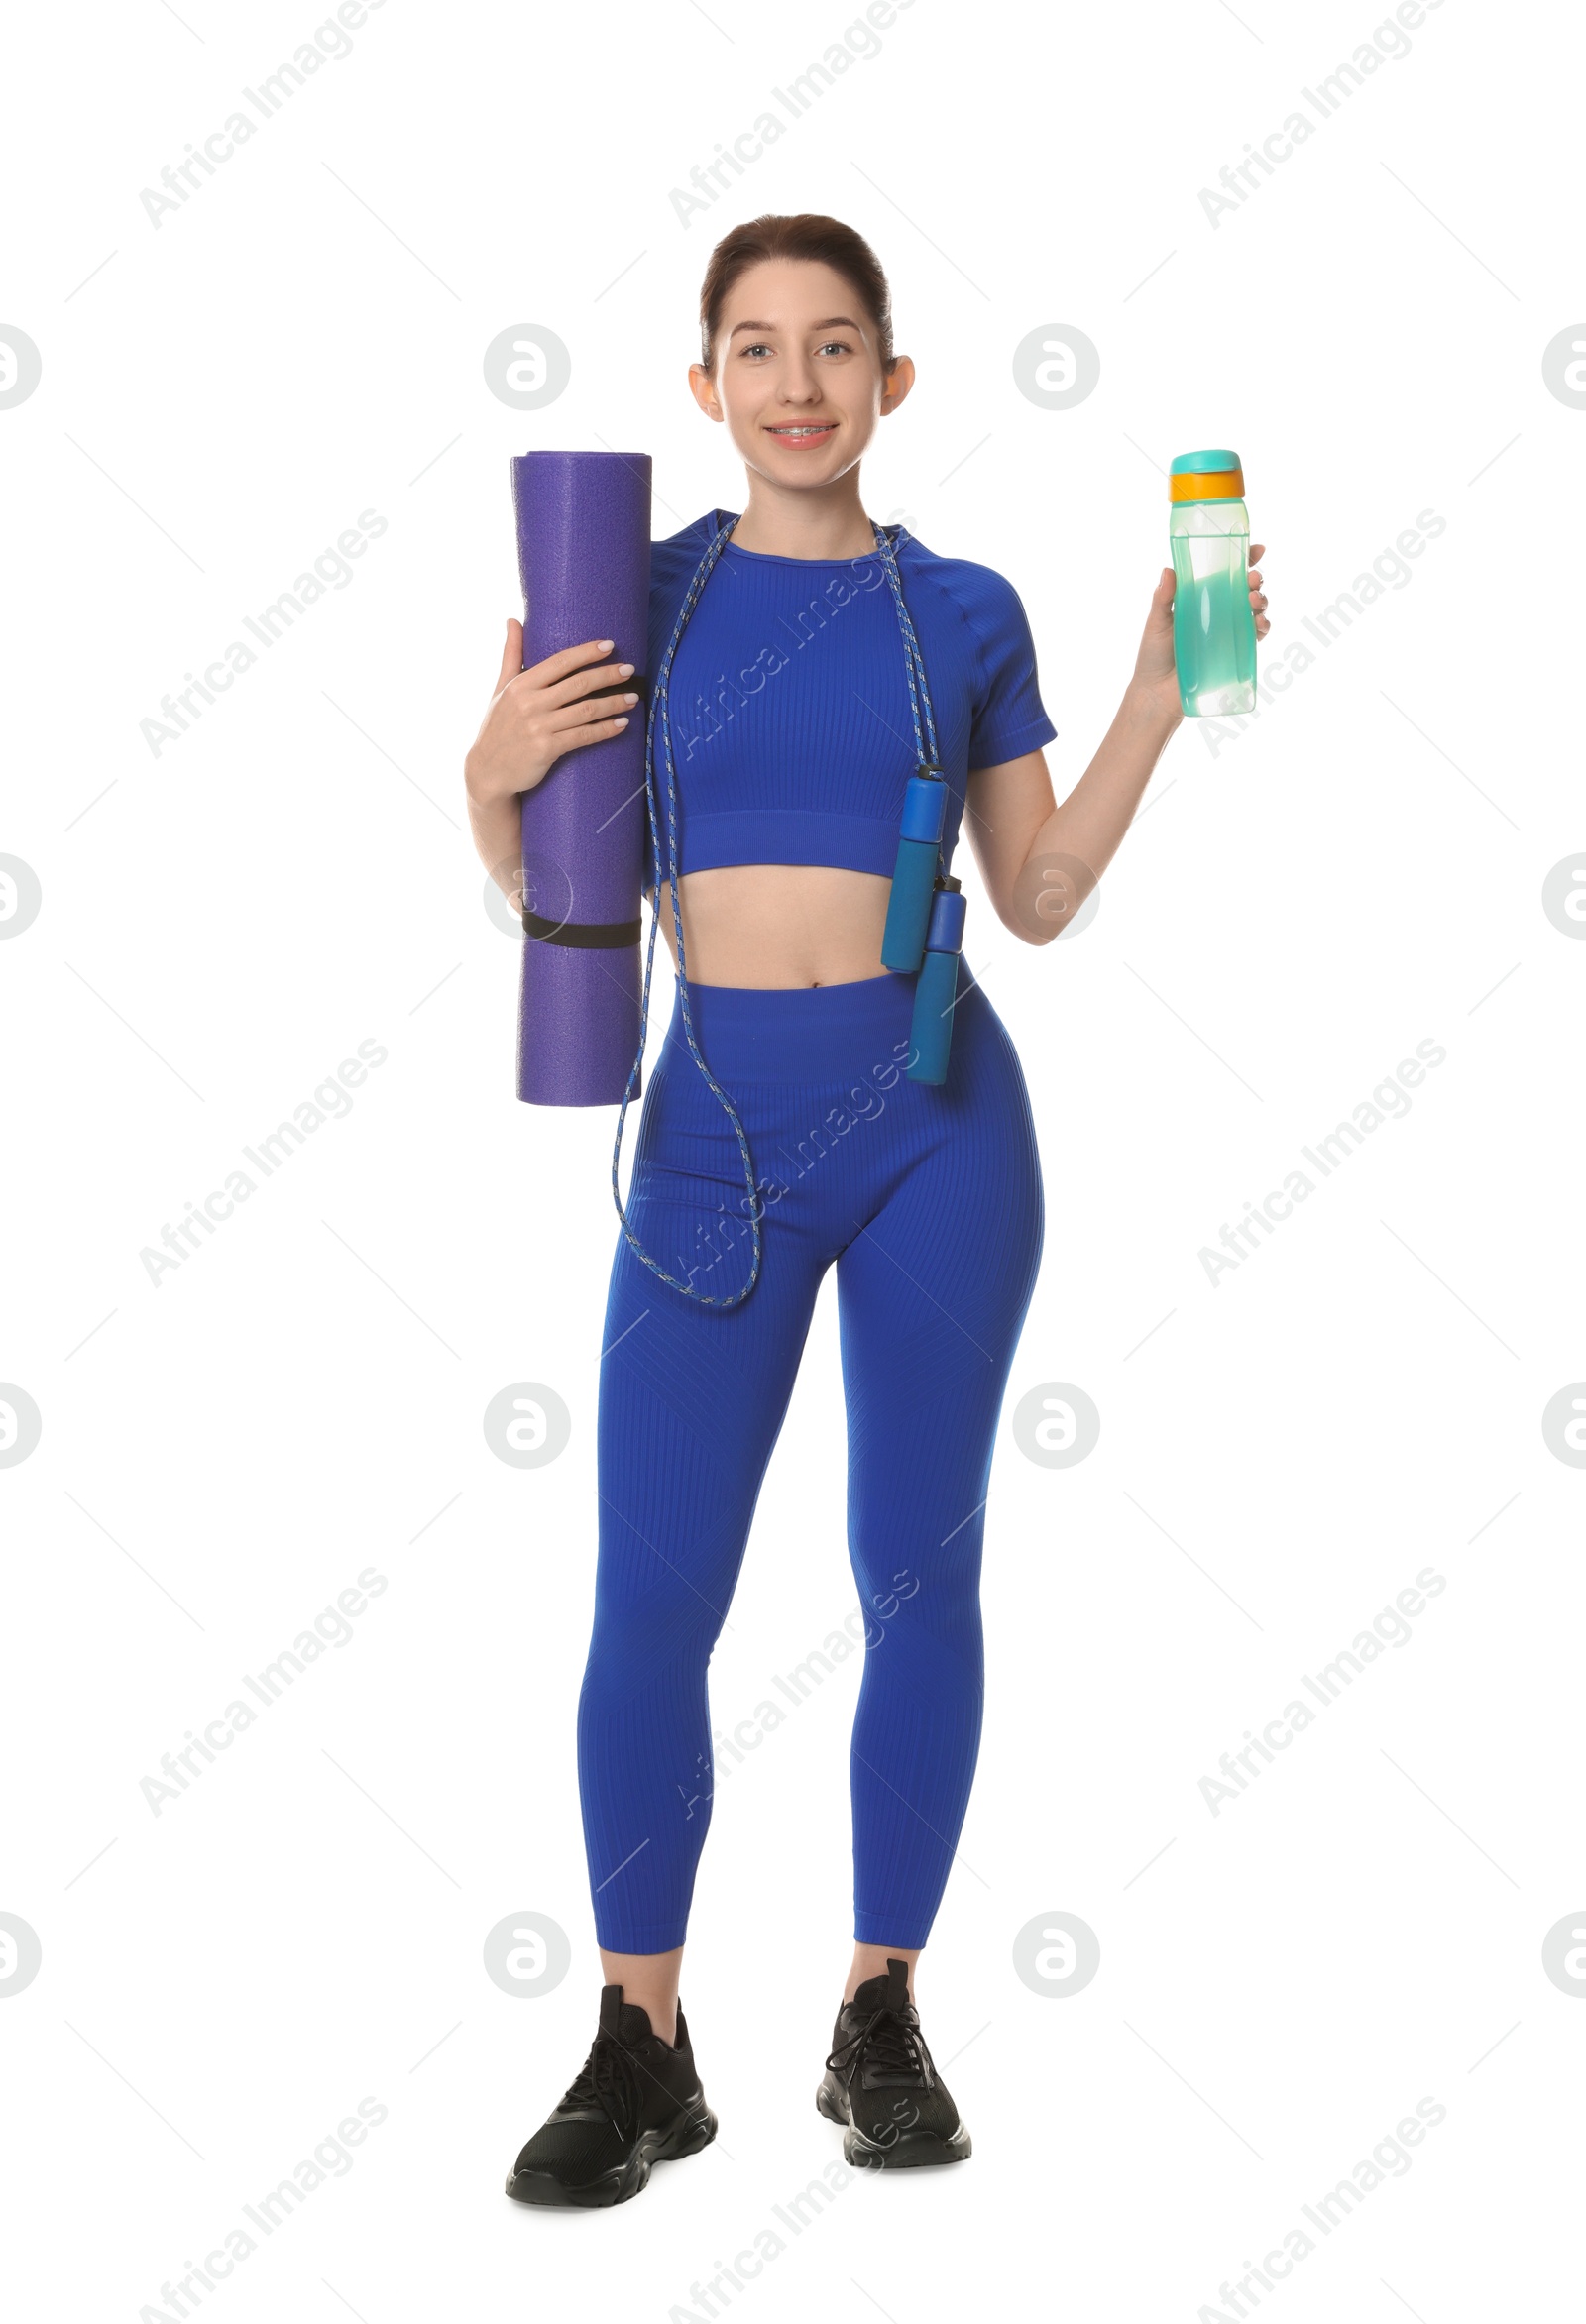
[{"x1": 961, "y1": 566, "x2": 1057, "y2": 771}]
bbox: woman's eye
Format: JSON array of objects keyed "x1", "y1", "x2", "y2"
[
  {"x1": 818, "y1": 340, "x2": 851, "y2": 356},
  {"x1": 740, "y1": 343, "x2": 770, "y2": 359}
]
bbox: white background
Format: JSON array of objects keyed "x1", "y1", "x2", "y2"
[{"x1": 3, "y1": 1, "x2": 1583, "y2": 2317}]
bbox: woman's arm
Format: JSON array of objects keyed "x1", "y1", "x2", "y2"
[{"x1": 965, "y1": 547, "x2": 1269, "y2": 943}]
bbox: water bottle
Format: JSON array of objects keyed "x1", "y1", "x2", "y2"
[{"x1": 1169, "y1": 449, "x2": 1256, "y2": 717}]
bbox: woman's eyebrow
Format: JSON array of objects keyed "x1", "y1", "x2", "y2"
[{"x1": 728, "y1": 316, "x2": 861, "y2": 339}]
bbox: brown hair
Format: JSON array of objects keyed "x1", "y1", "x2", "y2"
[{"x1": 698, "y1": 213, "x2": 894, "y2": 374}]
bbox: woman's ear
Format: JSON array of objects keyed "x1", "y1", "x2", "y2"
[
  {"x1": 879, "y1": 355, "x2": 916, "y2": 417},
  {"x1": 687, "y1": 362, "x2": 724, "y2": 422}
]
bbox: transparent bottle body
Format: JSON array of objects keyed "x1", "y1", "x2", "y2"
[{"x1": 1170, "y1": 498, "x2": 1256, "y2": 716}]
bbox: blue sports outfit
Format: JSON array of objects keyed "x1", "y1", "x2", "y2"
[
  {"x1": 578, "y1": 515, "x2": 1056, "y2": 1953},
  {"x1": 639, "y1": 513, "x2": 1058, "y2": 888}
]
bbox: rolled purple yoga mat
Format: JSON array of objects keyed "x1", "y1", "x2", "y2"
[{"x1": 512, "y1": 449, "x2": 651, "y2": 1106}]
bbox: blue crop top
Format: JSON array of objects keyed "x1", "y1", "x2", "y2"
[{"x1": 641, "y1": 511, "x2": 1057, "y2": 889}]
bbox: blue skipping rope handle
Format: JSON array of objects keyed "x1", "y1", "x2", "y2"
[
  {"x1": 610, "y1": 518, "x2": 954, "y2": 1305},
  {"x1": 909, "y1": 878, "x2": 967, "y2": 1085},
  {"x1": 871, "y1": 524, "x2": 970, "y2": 1083},
  {"x1": 880, "y1": 772, "x2": 947, "y2": 971}
]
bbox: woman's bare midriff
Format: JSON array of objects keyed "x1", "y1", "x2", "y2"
[{"x1": 653, "y1": 863, "x2": 894, "y2": 987}]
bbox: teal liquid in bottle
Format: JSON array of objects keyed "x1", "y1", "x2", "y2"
[{"x1": 1169, "y1": 448, "x2": 1256, "y2": 717}]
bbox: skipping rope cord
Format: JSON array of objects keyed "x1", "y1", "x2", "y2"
[{"x1": 610, "y1": 517, "x2": 944, "y2": 1310}]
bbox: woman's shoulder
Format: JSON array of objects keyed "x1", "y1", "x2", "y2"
[
  {"x1": 897, "y1": 530, "x2": 1038, "y2": 642},
  {"x1": 650, "y1": 509, "x2": 735, "y2": 591}
]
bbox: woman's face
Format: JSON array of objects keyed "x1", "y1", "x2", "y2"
[{"x1": 689, "y1": 257, "x2": 913, "y2": 489}]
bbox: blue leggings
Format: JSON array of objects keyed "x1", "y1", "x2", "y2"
[{"x1": 579, "y1": 969, "x2": 1044, "y2": 1953}]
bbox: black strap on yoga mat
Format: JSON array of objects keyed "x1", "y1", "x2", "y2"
[{"x1": 522, "y1": 909, "x2": 642, "y2": 948}]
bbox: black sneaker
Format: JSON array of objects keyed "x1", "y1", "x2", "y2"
[
  {"x1": 817, "y1": 1957, "x2": 971, "y2": 2168},
  {"x1": 506, "y1": 1984, "x2": 717, "y2": 2208}
]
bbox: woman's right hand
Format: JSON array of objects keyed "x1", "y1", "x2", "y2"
[{"x1": 464, "y1": 619, "x2": 639, "y2": 806}]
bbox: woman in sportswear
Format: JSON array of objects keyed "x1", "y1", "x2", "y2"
[{"x1": 464, "y1": 213, "x2": 1270, "y2": 2206}]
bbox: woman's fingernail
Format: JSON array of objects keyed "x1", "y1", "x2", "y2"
[
  {"x1": 618, "y1": 662, "x2": 634, "y2": 677},
  {"x1": 623, "y1": 691, "x2": 638, "y2": 705},
  {"x1": 598, "y1": 638, "x2": 615, "y2": 652},
  {"x1": 613, "y1": 716, "x2": 628, "y2": 728}
]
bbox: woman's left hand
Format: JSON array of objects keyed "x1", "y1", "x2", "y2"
[{"x1": 1128, "y1": 542, "x2": 1270, "y2": 723}]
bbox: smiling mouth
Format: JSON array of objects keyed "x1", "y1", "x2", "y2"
[{"x1": 765, "y1": 423, "x2": 836, "y2": 437}]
